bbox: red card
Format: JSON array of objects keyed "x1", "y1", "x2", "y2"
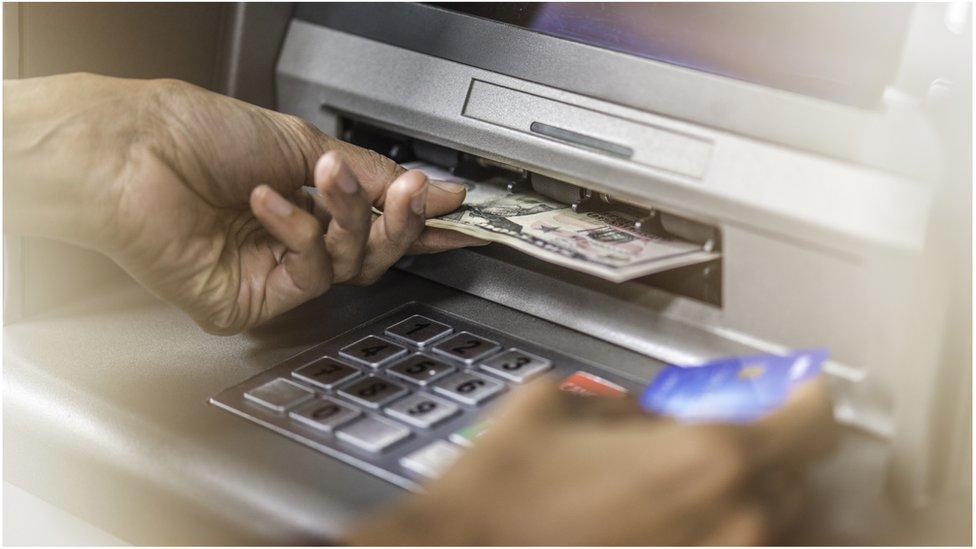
[{"x1": 558, "y1": 371, "x2": 628, "y2": 398}]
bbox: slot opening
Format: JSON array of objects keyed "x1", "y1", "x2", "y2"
[{"x1": 338, "y1": 117, "x2": 723, "y2": 306}]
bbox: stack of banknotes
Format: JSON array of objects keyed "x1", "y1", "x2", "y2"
[{"x1": 405, "y1": 161, "x2": 718, "y2": 283}]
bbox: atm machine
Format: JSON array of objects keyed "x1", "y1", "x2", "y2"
[{"x1": 4, "y1": 3, "x2": 971, "y2": 545}]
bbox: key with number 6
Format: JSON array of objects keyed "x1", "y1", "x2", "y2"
[{"x1": 433, "y1": 371, "x2": 505, "y2": 406}]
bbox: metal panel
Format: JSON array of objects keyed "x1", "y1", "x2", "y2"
[
  {"x1": 463, "y1": 79, "x2": 712, "y2": 179},
  {"x1": 292, "y1": 2, "x2": 942, "y2": 180},
  {"x1": 276, "y1": 21, "x2": 933, "y2": 255}
]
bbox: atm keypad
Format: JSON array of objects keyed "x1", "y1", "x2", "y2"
[
  {"x1": 340, "y1": 336, "x2": 407, "y2": 367},
  {"x1": 480, "y1": 349, "x2": 552, "y2": 383},
  {"x1": 385, "y1": 315, "x2": 453, "y2": 347},
  {"x1": 386, "y1": 354, "x2": 455, "y2": 386},
  {"x1": 432, "y1": 332, "x2": 499, "y2": 364},
  {"x1": 211, "y1": 302, "x2": 642, "y2": 492}
]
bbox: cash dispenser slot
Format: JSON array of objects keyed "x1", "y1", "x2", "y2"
[{"x1": 339, "y1": 118, "x2": 723, "y2": 306}]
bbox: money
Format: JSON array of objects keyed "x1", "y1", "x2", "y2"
[{"x1": 404, "y1": 161, "x2": 719, "y2": 283}]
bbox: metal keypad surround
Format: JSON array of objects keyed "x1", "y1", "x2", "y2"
[{"x1": 211, "y1": 302, "x2": 643, "y2": 492}]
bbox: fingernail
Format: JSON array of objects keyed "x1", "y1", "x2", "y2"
[
  {"x1": 319, "y1": 152, "x2": 358, "y2": 194},
  {"x1": 411, "y1": 184, "x2": 428, "y2": 215},
  {"x1": 337, "y1": 170, "x2": 359, "y2": 194},
  {"x1": 262, "y1": 186, "x2": 294, "y2": 217},
  {"x1": 430, "y1": 180, "x2": 466, "y2": 194}
]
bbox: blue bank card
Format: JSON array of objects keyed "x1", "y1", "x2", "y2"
[{"x1": 640, "y1": 349, "x2": 827, "y2": 423}]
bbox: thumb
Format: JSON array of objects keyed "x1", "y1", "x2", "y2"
[
  {"x1": 323, "y1": 139, "x2": 468, "y2": 216},
  {"x1": 280, "y1": 116, "x2": 468, "y2": 215}
]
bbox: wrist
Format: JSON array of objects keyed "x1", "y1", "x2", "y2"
[{"x1": 4, "y1": 74, "x2": 148, "y2": 252}]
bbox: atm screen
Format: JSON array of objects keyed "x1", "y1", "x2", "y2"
[{"x1": 432, "y1": 2, "x2": 913, "y2": 108}]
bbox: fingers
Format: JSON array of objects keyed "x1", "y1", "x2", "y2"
[
  {"x1": 327, "y1": 140, "x2": 406, "y2": 203},
  {"x1": 326, "y1": 141, "x2": 468, "y2": 218},
  {"x1": 697, "y1": 503, "x2": 768, "y2": 546},
  {"x1": 407, "y1": 228, "x2": 490, "y2": 254},
  {"x1": 738, "y1": 378, "x2": 838, "y2": 473},
  {"x1": 751, "y1": 468, "x2": 806, "y2": 540},
  {"x1": 314, "y1": 152, "x2": 372, "y2": 282},
  {"x1": 249, "y1": 185, "x2": 332, "y2": 315},
  {"x1": 424, "y1": 179, "x2": 469, "y2": 217},
  {"x1": 348, "y1": 170, "x2": 429, "y2": 285}
]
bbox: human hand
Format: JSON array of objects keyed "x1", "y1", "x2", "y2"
[
  {"x1": 347, "y1": 379, "x2": 836, "y2": 545},
  {"x1": 4, "y1": 74, "x2": 485, "y2": 333}
]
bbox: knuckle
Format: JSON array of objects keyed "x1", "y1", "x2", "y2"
[
  {"x1": 295, "y1": 220, "x2": 322, "y2": 249},
  {"x1": 284, "y1": 114, "x2": 321, "y2": 140},
  {"x1": 353, "y1": 267, "x2": 384, "y2": 286},
  {"x1": 360, "y1": 147, "x2": 402, "y2": 183}
]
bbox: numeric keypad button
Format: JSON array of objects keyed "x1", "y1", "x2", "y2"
[
  {"x1": 433, "y1": 371, "x2": 505, "y2": 406},
  {"x1": 387, "y1": 354, "x2": 455, "y2": 386},
  {"x1": 400, "y1": 440, "x2": 463, "y2": 479},
  {"x1": 292, "y1": 358, "x2": 361, "y2": 389},
  {"x1": 338, "y1": 376, "x2": 408, "y2": 408},
  {"x1": 480, "y1": 348, "x2": 552, "y2": 383},
  {"x1": 289, "y1": 397, "x2": 360, "y2": 433},
  {"x1": 336, "y1": 416, "x2": 411, "y2": 453},
  {"x1": 385, "y1": 315, "x2": 453, "y2": 347},
  {"x1": 431, "y1": 332, "x2": 500, "y2": 365},
  {"x1": 385, "y1": 392, "x2": 459, "y2": 429},
  {"x1": 339, "y1": 336, "x2": 407, "y2": 367},
  {"x1": 244, "y1": 378, "x2": 314, "y2": 413}
]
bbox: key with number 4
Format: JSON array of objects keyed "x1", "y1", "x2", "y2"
[{"x1": 340, "y1": 336, "x2": 407, "y2": 367}]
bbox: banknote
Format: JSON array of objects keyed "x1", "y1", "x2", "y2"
[{"x1": 404, "y1": 161, "x2": 718, "y2": 283}]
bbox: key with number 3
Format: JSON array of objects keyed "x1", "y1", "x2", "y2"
[{"x1": 480, "y1": 348, "x2": 552, "y2": 383}]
